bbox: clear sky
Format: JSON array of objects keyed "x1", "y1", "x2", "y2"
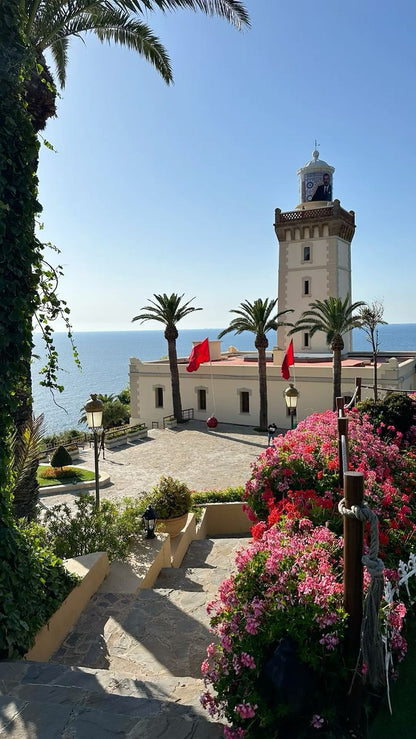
[{"x1": 36, "y1": 0, "x2": 416, "y2": 333}]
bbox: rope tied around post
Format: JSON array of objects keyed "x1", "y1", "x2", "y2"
[{"x1": 338, "y1": 498, "x2": 385, "y2": 690}]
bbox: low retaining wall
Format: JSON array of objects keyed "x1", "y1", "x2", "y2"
[{"x1": 25, "y1": 551, "x2": 109, "y2": 661}]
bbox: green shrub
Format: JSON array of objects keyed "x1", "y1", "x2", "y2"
[
  {"x1": 50, "y1": 445, "x2": 72, "y2": 468},
  {"x1": 42, "y1": 429, "x2": 84, "y2": 449},
  {"x1": 42, "y1": 495, "x2": 147, "y2": 561},
  {"x1": 146, "y1": 476, "x2": 192, "y2": 519},
  {"x1": 191, "y1": 486, "x2": 244, "y2": 505},
  {"x1": 1, "y1": 523, "x2": 79, "y2": 658},
  {"x1": 356, "y1": 393, "x2": 416, "y2": 439}
]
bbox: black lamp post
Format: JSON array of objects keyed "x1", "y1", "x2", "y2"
[
  {"x1": 142, "y1": 505, "x2": 157, "y2": 539},
  {"x1": 84, "y1": 393, "x2": 104, "y2": 507},
  {"x1": 284, "y1": 383, "x2": 299, "y2": 430}
]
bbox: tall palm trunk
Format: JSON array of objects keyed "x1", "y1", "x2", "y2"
[
  {"x1": 165, "y1": 327, "x2": 182, "y2": 422},
  {"x1": 331, "y1": 336, "x2": 344, "y2": 411},
  {"x1": 256, "y1": 334, "x2": 268, "y2": 429}
]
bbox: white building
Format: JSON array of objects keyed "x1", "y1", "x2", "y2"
[{"x1": 130, "y1": 151, "x2": 415, "y2": 430}]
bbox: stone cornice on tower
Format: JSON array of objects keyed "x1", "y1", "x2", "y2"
[{"x1": 274, "y1": 200, "x2": 356, "y2": 243}]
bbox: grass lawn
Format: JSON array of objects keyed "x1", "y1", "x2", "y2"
[
  {"x1": 368, "y1": 617, "x2": 416, "y2": 738},
  {"x1": 37, "y1": 465, "x2": 95, "y2": 487}
]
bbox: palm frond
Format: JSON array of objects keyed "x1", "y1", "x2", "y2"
[
  {"x1": 49, "y1": 35, "x2": 69, "y2": 87},
  {"x1": 132, "y1": 292, "x2": 202, "y2": 327},
  {"x1": 112, "y1": 0, "x2": 250, "y2": 29}
]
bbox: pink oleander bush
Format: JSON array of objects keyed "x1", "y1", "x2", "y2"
[
  {"x1": 202, "y1": 513, "x2": 349, "y2": 737},
  {"x1": 201, "y1": 408, "x2": 416, "y2": 737},
  {"x1": 243, "y1": 409, "x2": 416, "y2": 568}
]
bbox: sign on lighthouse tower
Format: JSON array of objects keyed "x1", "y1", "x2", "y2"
[{"x1": 274, "y1": 147, "x2": 356, "y2": 356}]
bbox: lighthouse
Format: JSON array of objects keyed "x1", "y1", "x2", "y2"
[{"x1": 274, "y1": 148, "x2": 356, "y2": 355}]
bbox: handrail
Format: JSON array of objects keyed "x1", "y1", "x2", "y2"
[{"x1": 336, "y1": 397, "x2": 349, "y2": 487}]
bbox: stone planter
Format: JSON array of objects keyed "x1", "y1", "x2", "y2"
[
  {"x1": 157, "y1": 513, "x2": 188, "y2": 538},
  {"x1": 105, "y1": 435, "x2": 127, "y2": 449},
  {"x1": 127, "y1": 429, "x2": 148, "y2": 442}
]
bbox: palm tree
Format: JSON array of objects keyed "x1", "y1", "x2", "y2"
[
  {"x1": 14, "y1": 0, "x2": 248, "y2": 510},
  {"x1": 358, "y1": 301, "x2": 387, "y2": 402},
  {"x1": 289, "y1": 296, "x2": 365, "y2": 411},
  {"x1": 22, "y1": 0, "x2": 250, "y2": 133},
  {"x1": 218, "y1": 299, "x2": 293, "y2": 430},
  {"x1": 132, "y1": 293, "x2": 202, "y2": 422}
]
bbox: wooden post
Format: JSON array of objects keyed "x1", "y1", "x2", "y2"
[
  {"x1": 355, "y1": 377, "x2": 361, "y2": 403},
  {"x1": 343, "y1": 471, "x2": 364, "y2": 660},
  {"x1": 337, "y1": 416, "x2": 349, "y2": 487}
]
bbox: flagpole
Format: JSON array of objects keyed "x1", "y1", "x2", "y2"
[{"x1": 209, "y1": 358, "x2": 217, "y2": 417}]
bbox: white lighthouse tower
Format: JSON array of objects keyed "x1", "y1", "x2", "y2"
[{"x1": 274, "y1": 148, "x2": 356, "y2": 356}]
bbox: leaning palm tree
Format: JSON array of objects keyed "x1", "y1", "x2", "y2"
[
  {"x1": 218, "y1": 299, "x2": 293, "y2": 430},
  {"x1": 23, "y1": 0, "x2": 250, "y2": 133},
  {"x1": 289, "y1": 296, "x2": 365, "y2": 411},
  {"x1": 132, "y1": 293, "x2": 202, "y2": 422}
]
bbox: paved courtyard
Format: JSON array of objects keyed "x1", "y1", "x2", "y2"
[{"x1": 39, "y1": 420, "x2": 283, "y2": 508}]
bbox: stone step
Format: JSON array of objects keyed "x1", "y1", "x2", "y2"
[
  {"x1": 180, "y1": 536, "x2": 250, "y2": 569},
  {"x1": 53, "y1": 586, "x2": 213, "y2": 680},
  {"x1": 0, "y1": 661, "x2": 223, "y2": 737}
]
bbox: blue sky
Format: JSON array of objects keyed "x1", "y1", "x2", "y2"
[{"x1": 37, "y1": 0, "x2": 416, "y2": 332}]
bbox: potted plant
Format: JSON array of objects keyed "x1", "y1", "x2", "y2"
[{"x1": 149, "y1": 475, "x2": 192, "y2": 538}]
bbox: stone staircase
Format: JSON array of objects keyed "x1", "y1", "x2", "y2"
[{"x1": 0, "y1": 537, "x2": 249, "y2": 738}]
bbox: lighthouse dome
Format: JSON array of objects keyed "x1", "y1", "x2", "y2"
[{"x1": 296, "y1": 147, "x2": 335, "y2": 206}]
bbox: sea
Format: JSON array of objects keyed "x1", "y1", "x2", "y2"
[{"x1": 32, "y1": 325, "x2": 416, "y2": 435}]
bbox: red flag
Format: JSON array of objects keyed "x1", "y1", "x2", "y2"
[
  {"x1": 186, "y1": 338, "x2": 210, "y2": 372},
  {"x1": 281, "y1": 339, "x2": 294, "y2": 380}
]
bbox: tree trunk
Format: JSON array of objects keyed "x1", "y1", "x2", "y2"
[
  {"x1": 256, "y1": 335, "x2": 268, "y2": 429},
  {"x1": 332, "y1": 341, "x2": 343, "y2": 411},
  {"x1": 165, "y1": 327, "x2": 182, "y2": 423}
]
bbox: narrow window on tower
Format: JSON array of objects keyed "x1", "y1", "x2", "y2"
[
  {"x1": 303, "y1": 246, "x2": 311, "y2": 262},
  {"x1": 155, "y1": 387, "x2": 164, "y2": 408},
  {"x1": 303, "y1": 333, "x2": 310, "y2": 349},
  {"x1": 303, "y1": 278, "x2": 310, "y2": 296}
]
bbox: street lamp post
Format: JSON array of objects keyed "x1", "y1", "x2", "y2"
[
  {"x1": 283, "y1": 383, "x2": 300, "y2": 430},
  {"x1": 84, "y1": 393, "x2": 104, "y2": 507}
]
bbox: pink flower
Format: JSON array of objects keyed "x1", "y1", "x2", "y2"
[
  {"x1": 234, "y1": 702, "x2": 258, "y2": 719},
  {"x1": 310, "y1": 714, "x2": 324, "y2": 729},
  {"x1": 240, "y1": 652, "x2": 256, "y2": 669},
  {"x1": 224, "y1": 728, "x2": 246, "y2": 738}
]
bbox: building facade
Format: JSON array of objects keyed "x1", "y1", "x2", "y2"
[{"x1": 130, "y1": 151, "x2": 415, "y2": 430}]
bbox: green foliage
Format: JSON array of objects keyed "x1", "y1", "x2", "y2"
[
  {"x1": 146, "y1": 475, "x2": 192, "y2": 519},
  {"x1": 0, "y1": 0, "x2": 41, "y2": 495},
  {"x1": 191, "y1": 486, "x2": 244, "y2": 504},
  {"x1": 102, "y1": 398, "x2": 130, "y2": 428},
  {"x1": 50, "y1": 445, "x2": 72, "y2": 468},
  {"x1": 42, "y1": 428, "x2": 85, "y2": 448},
  {"x1": 118, "y1": 386, "x2": 130, "y2": 405},
  {"x1": 41, "y1": 495, "x2": 147, "y2": 561},
  {"x1": 356, "y1": 393, "x2": 416, "y2": 439},
  {"x1": 0, "y1": 523, "x2": 79, "y2": 658},
  {"x1": 105, "y1": 423, "x2": 146, "y2": 440},
  {"x1": 34, "y1": 243, "x2": 80, "y2": 394}
]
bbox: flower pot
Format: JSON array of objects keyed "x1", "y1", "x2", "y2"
[{"x1": 157, "y1": 513, "x2": 188, "y2": 538}]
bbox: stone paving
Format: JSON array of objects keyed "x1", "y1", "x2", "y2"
[
  {"x1": 39, "y1": 420, "x2": 279, "y2": 509},
  {"x1": 0, "y1": 421, "x2": 280, "y2": 736},
  {"x1": 0, "y1": 537, "x2": 250, "y2": 737}
]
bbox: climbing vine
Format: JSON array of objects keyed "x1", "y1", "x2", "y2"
[
  {"x1": 0, "y1": 0, "x2": 41, "y2": 496},
  {"x1": 0, "y1": 0, "x2": 77, "y2": 657}
]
